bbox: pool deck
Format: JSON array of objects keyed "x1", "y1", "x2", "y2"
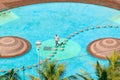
[
  {"x1": 0, "y1": 0, "x2": 120, "y2": 11},
  {"x1": 0, "y1": 0, "x2": 21, "y2": 10}
]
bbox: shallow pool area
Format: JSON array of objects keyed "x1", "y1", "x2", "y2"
[{"x1": 0, "y1": 2, "x2": 120, "y2": 79}]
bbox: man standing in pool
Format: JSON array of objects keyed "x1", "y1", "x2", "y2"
[{"x1": 54, "y1": 35, "x2": 60, "y2": 47}]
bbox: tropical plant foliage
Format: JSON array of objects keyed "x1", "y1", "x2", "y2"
[
  {"x1": 1, "y1": 52, "x2": 119, "y2": 80},
  {"x1": 0, "y1": 69, "x2": 20, "y2": 80},
  {"x1": 106, "y1": 51, "x2": 120, "y2": 80},
  {"x1": 68, "y1": 51, "x2": 120, "y2": 80},
  {"x1": 92, "y1": 52, "x2": 120, "y2": 80},
  {"x1": 95, "y1": 61, "x2": 107, "y2": 80},
  {"x1": 68, "y1": 69, "x2": 93, "y2": 80},
  {"x1": 29, "y1": 75, "x2": 39, "y2": 80},
  {"x1": 29, "y1": 60, "x2": 67, "y2": 80}
]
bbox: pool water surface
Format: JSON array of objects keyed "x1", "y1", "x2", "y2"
[{"x1": 0, "y1": 2, "x2": 120, "y2": 80}]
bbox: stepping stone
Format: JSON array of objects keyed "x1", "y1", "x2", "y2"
[
  {"x1": 96, "y1": 26, "x2": 100, "y2": 28},
  {"x1": 74, "y1": 32, "x2": 79, "y2": 34},
  {"x1": 84, "y1": 28, "x2": 89, "y2": 30},
  {"x1": 80, "y1": 30, "x2": 83, "y2": 32}
]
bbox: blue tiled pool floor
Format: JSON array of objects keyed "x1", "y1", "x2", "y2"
[{"x1": 0, "y1": 3, "x2": 120, "y2": 80}]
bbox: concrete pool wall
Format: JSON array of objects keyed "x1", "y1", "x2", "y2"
[{"x1": 0, "y1": 0, "x2": 120, "y2": 10}]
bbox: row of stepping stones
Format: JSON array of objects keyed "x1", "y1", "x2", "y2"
[
  {"x1": 0, "y1": 25, "x2": 119, "y2": 73},
  {"x1": 0, "y1": 39, "x2": 69, "y2": 73},
  {"x1": 41, "y1": 25, "x2": 119, "y2": 63}
]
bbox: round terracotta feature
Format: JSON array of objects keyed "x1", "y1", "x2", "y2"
[
  {"x1": 0, "y1": 36, "x2": 30, "y2": 58},
  {"x1": 87, "y1": 38, "x2": 120, "y2": 59}
]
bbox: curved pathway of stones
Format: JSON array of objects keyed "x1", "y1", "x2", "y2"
[{"x1": 0, "y1": 25, "x2": 119, "y2": 74}]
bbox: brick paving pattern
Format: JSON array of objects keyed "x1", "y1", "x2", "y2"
[{"x1": 0, "y1": 0, "x2": 120, "y2": 11}]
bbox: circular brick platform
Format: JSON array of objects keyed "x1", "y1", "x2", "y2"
[
  {"x1": 0, "y1": 36, "x2": 30, "y2": 58},
  {"x1": 87, "y1": 38, "x2": 120, "y2": 59}
]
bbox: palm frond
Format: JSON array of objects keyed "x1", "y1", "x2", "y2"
[
  {"x1": 29, "y1": 75, "x2": 39, "y2": 80},
  {"x1": 76, "y1": 73, "x2": 93, "y2": 80},
  {"x1": 0, "y1": 68, "x2": 20, "y2": 80},
  {"x1": 67, "y1": 75, "x2": 78, "y2": 80},
  {"x1": 96, "y1": 61, "x2": 103, "y2": 78},
  {"x1": 30, "y1": 60, "x2": 65, "y2": 80}
]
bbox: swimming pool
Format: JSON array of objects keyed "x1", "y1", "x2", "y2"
[{"x1": 0, "y1": 2, "x2": 120, "y2": 79}]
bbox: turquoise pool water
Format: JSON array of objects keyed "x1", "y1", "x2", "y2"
[{"x1": 0, "y1": 2, "x2": 120, "y2": 79}]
